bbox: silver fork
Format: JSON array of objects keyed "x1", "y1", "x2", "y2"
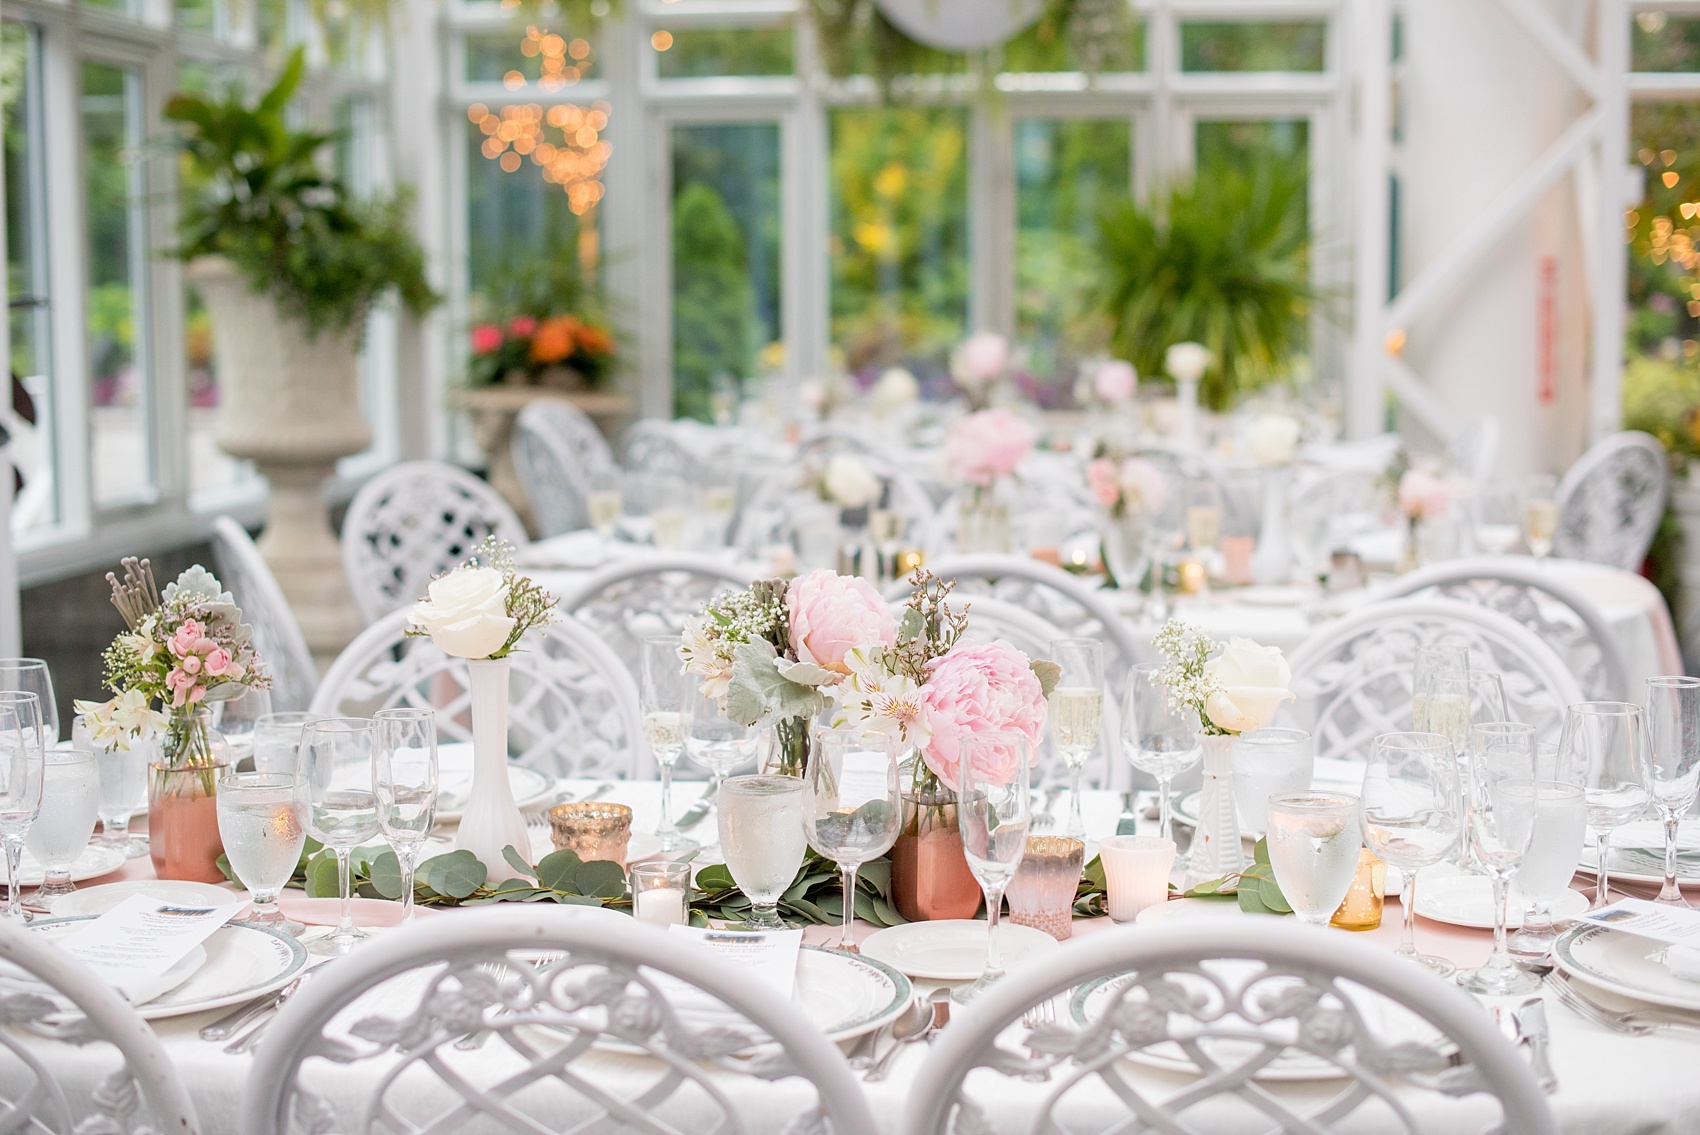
[
  {"x1": 1542, "y1": 973, "x2": 1700, "y2": 1037},
  {"x1": 1030, "y1": 786, "x2": 1065, "y2": 833}
]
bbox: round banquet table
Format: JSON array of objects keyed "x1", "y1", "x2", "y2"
[{"x1": 14, "y1": 780, "x2": 1700, "y2": 1135}]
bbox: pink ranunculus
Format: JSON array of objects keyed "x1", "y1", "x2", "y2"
[
  {"x1": 1087, "y1": 458, "x2": 1121, "y2": 508},
  {"x1": 946, "y1": 409, "x2": 1037, "y2": 486},
  {"x1": 918, "y1": 640, "x2": 1048, "y2": 791},
  {"x1": 951, "y1": 332, "x2": 1009, "y2": 385},
  {"x1": 1093, "y1": 359, "x2": 1137, "y2": 404},
  {"x1": 1398, "y1": 468, "x2": 1452, "y2": 519},
  {"x1": 786, "y1": 570, "x2": 897, "y2": 676},
  {"x1": 204, "y1": 647, "x2": 233, "y2": 676},
  {"x1": 169, "y1": 620, "x2": 204, "y2": 658},
  {"x1": 508, "y1": 315, "x2": 538, "y2": 338},
  {"x1": 470, "y1": 324, "x2": 503, "y2": 354}
]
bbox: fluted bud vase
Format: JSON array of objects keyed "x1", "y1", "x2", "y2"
[
  {"x1": 1186, "y1": 734, "x2": 1245, "y2": 888},
  {"x1": 456, "y1": 657, "x2": 529, "y2": 882},
  {"x1": 1251, "y1": 465, "x2": 1292, "y2": 585}
]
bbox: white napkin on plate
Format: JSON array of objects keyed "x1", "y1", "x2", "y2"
[{"x1": 1665, "y1": 944, "x2": 1700, "y2": 983}]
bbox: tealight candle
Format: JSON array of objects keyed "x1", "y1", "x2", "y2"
[
  {"x1": 630, "y1": 860, "x2": 692, "y2": 928},
  {"x1": 636, "y1": 886, "x2": 687, "y2": 926}
]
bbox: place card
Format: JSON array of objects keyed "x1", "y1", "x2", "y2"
[
  {"x1": 667, "y1": 923, "x2": 803, "y2": 999},
  {"x1": 59, "y1": 894, "x2": 247, "y2": 1001},
  {"x1": 1574, "y1": 897, "x2": 1700, "y2": 946}
]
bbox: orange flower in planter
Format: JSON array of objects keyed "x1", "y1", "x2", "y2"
[
  {"x1": 576, "y1": 322, "x2": 614, "y2": 357},
  {"x1": 530, "y1": 316, "x2": 577, "y2": 364}
]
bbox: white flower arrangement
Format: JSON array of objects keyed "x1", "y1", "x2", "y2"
[
  {"x1": 1152, "y1": 619, "x2": 1294, "y2": 736},
  {"x1": 407, "y1": 537, "x2": 558, "y2": 660}
]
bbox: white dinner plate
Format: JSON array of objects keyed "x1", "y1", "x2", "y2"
[
  {"x1": 795, "y1": 947, "x2": 911, "y2": 1042},
  {"x1": 48, "y1": 879, "x2": 242, "y2": 918},
  {"x1": 5, "y1": 845, "x2": 128, "y2": 889},
  {"x1": 1554, "y1": 923, "x2": 1700, "y2": 1013},
  {"x1": 1575, "y1": 845, "x2": 1700, "y2": 888},
  {"x1": 1413, "y1": 872, "x2": 1589, "y2": 930},
  {"x1": 435, "y1": 743, "x2": 556, "y2": 822},
  {"x1": 859, "y1": 919, "x2": 1059, "y2": 981}
]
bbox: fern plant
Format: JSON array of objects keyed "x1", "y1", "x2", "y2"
[{"x1": 1095, "y1": 161, "x2": 1312, "y2": 410}]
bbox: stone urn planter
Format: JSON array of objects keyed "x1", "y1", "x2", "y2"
[{"x1": 187, "y1": 256, "x2": 368, "y2": 658}]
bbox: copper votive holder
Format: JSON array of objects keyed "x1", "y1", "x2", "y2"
[
  {"x1": 1006, "y1": 836, "x2": 1085, "y2": 940},
  {"x1": 549, "y1": 802, "x2": 633, "y2": 865},
  {"x1": 1177, "y1": 558, "x2": 1208, "y2": 595},
  {"x1": 1330, "y1": 848, "x2": 1386, "y2": 931}
]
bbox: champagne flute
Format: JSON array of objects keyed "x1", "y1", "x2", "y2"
[
  {"x1": 955, "y1": 732, "x2": 1032, "y2": 1004},
  {"x1": 1458, "y1": 721, "x2": 1540, "y2": 995},
  {"x1": 1266, "y1": 791, "x2": 1363, "y2": 928},
  {"x1": 0, "y1": 660, "x2": 58, "y2": 745},
  {"x1": 588, "y1": 468, "x2": 624, "y2": 542},
  {"x1": 0, "y1": 700, "x2": 43, "y2": 923},
  {"x1": 1522, "y1": 473, "x2": 1558, "y2": 560},
  {"x1": 1048, "y1": 638, "x2": 1103, "y2": 841},
  {"x1": 1186, "y1": 480, "x2": 1223, "y2": 557},
  {"x1": 1560, "y1": 701, "x2": 1650, "y2": 909},
  {"x1": 373, "y1": 708, "x2": 438, "y2": 924},
  {"x1": 801, "y1": 729, "x2": 901, "y2": 952},
  {"x1": 683, "y1": 689, "x2": 763, "y2": 858},
  {"x1": 1125, "y1": 663, "x2": 1201, "y2": 865},
  {"x1": 641, "y1": 637, "x2": 698, "y2": 855},
  {"x1": 1505, "y1": 779, "x2": 1586, "y2": 970},
  {"x1": 1410, "y1": 645, "x2": 1469, "y2": 738},
  {"x1": 24, "y1": 748, "x2": 100, "y2": 909},
  {"x1": 718, "y1": 774, "x2": 806, "y2": 929},
  {"x1": 296, "y1": 717, "x2": 379, "y2": 956},
  {"x1": 75, "y1": 714, "x2": 148, "y2": 858},
  {"x1": 1361, "y1": 732, "x2": 1460, "y2": 976},
  {"x1": 217, "y1": 771, "x2": 306, "y2": 935},
  {"x1": 1642, "y1": 676, "x2": 1700, "y2": 907}
]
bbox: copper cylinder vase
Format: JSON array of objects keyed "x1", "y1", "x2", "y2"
[
  {"x1": 148, "y1": 762, "x2": 228, "y2": 883},
  {"x1": 890, "y1": 789, "x2": 982, "y2": 922}
]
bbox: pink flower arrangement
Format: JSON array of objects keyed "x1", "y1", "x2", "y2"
[
  {"x1": 1087, "y1": 456, "x2": 1167, "y2": 519},
  {"x1": 951, "y1": 332, "x2": 1009, "y2": 386},
  {"x1": 161, "y1": 617, "x2": 247, "y2": 706},
  {"x1": 946, "y1": 409, "x2": 1037, "y2": 486},
  {"x1": 1093, "y1": 359, "x2": 1138, "y2": 404},
  {"x1": 470, "y1": 324, "x2": 503, "y2": 354},
  {"x1": 917, "y1": 640, "x2": 1047, "y2": 790},
  {"x1": 786, "y1": 569, "x2": 896, "y2": 676},
  {"x1": 1398, "y1": 468, "x2": 1454, "y2": 519}
]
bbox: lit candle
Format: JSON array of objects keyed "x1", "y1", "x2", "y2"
[{"x1": 635, "y1": 886, "x2": 686, "y2": 927}]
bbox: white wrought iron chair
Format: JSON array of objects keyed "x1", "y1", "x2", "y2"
[
  {"x1": 309, "y1": 610, "x2": 642, "y2": 780},
  {"x1": 511, "y1": 400, "x2": 598, "y2": 537},
  {"x1": 340, "y1": 461, "x2": 529, "y2": 625},
  {"x1": 242, "y1": 909, "x2": 877, "y2": 1135},
  {"x1": 0, "y1": 918, "x2": 200, "y2": 1134},
  {"x1": 737, "y1": 442, "x2": 942, "y2": 555},
  {"x1": 901, "y1": 920, "x2": 1555, "y2": 1135},
  {"x1": 1281, "y1": 598, "x2": 1586, "y2": 759},
  {"x1": 1553, "y1": 430, "x2": 1669, "y2": 571},
  {"x1": 1379, "y1": 555, "x2": 1630, "y2": 700},
  {"x1": 210, "y1": 516, "x2": 319, "y2": 712},
  {"x1": 525, "y1": 396, "x2": 616, "y2": 477},
  {"x1": 620, "y1": 419, "x2": 706, "y2": 483}
]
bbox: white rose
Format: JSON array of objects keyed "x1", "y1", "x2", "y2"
[
  {"x1": 408, "y1": 566, "x2": 515, "y2": 659},
  {"x1": 1248, "y1": 413, "x2": 1302, "y2": 467},
  {"x1": 874, "y1": 367, "x2": 919, "y2": 408},
  {"x1": 1165, "y1": 341, "x2": 1212, "y2": 384},
  {"x1": 1201, "y1": 637, "x2": 1295, "y2": 734},
  {"x1": 822, "y1": 454, "x2": 882, "y2": 509}
]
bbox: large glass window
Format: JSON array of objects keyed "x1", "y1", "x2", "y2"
[
  {"x1": 1180, "y1": 21, "x2": 1326, "y2": 72},
  {"x1": 4, "y1": 22, "x2": 56, "y2": 533},
  {"x1": 654, "y1": 24, "x2": 793, "y2": 78}
]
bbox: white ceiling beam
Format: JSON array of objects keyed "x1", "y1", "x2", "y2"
[{"x1": 1493, "y1": 0, "x2": 1603, "y2": 100}]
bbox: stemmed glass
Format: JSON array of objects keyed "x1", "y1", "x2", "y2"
[
  {"x1": 1361, "y1": 732, "x2": 1461, "y2": 977},
  {"x1": 1505, "y1": 778, "x2": 1586, "y2": 970},
  {"x1": 1458, "y1": 721, "x2": 1540, "y2": 995},
  {"x1": 296, "y1": 717, "x2": 379, "y2": 956},
  {"x1": 1125, "y1": 663, "x2": 1201, "y2": 865},
  {"x1": 0, "y1": 697, "x2": 45, "y2": 922},
  {"x1": 0, "y1": 660, "x2": 59, "y2": 745},
  {"x1": 955, "y1": 732, "x2": 1033, "y2": 1004},
  {"x1": 641, "y1": 637, "x2": 698, "y2": 855},
  {"x1": 217, "y1": 771, "x2": 306, "y2": 935},
  {"x1": 1522, "y1": 474, "x2": 1559, "y2": 560},
  {"x1": 1266, "y1": 791, "x2": 1363, "y2": 928},
  {"x1": 1642, "y1": 676, "x2": 1700, "y2": 907},
  {"x1": 718, "y1": 774, "x2": 806, "y2": 930},
  {"x1": 373, "y1": 708, "x2": 438, "y2": 924},
  {"x1": 74, "y1": 714, "x2": 148, "y2": 858},
  {"x1": 1048, "y1": 638, "x2": 1103, "y2": 840},
  {"x1": 1559, "y1": 702, "x2": 1650, "y2": 908},
  {"x1": 1410, "y1": 645, "x2": 1469, "y2": 738},
  {"x1": 1471, "y1": 486, "x2": 1523, "y2": 555},
  {"x1": 801, "y1": 729, "x2": 901, "y2": 953},
  {"x1": 212, "y1": 686, "x2": 272, "y2": 758},
  {"x1": 254, "y1": 712, "x2": 315, "y2": 776},
  {"x1": 24, "y1": 747, "x2": 101, "y2": 909},
  {"x1": 1420, "y1": 669, "x2": 1508, "y2": 756},
  {"x1": 588, "y1": 469, "x2": 624, "y2": 544},
  {"x1": 682, "y1": 689, "x2": 763, "y2": 858}
]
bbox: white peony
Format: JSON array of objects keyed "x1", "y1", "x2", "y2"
[
  {"x1": 408, "y1": 566, "x2": 515, "y2": 659},
  {"x1": 1201, "y1": 637, "x2": 1295, "y2": 734},
  {"x1": 1165, "y1": 342, "x2": 1212, "y2": 384},
  {"x1": 873, "y1": 367, "x2": 919, "y2": 409},
  {"x1": 1247, "y1": 413, "x2": 1302, "y2": 467},
  {"x1": 822, "y1": 454, "x2": 882, "y2": 509}
]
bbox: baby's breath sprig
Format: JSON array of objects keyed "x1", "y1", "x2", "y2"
[
  {"x1": 468, "y1": 536, "x2": 560, "y2": 658},
  {"x1": 1152, "y1": 619, "x2": 1225, "y2": 734}
]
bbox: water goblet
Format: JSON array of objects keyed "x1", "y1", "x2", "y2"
[
  {"x1": 217, "y1": 771, "x2": 306, "y2": 935},
  {"x1": 955, "y1": 731, "x2": 1033, "y2": 1004},
  {"x1": 802, "y1": 729, "x2": 901, "y2": 953},
  {"x1": 1048, "y1": 638, "x2": 1103, "y2": 840},
  {"x1": 212, "y1": 686, "x2": 272, "y2": 759},
  {"x1": 1266, "y1": 791, "x2": 1364, "y2": 928},
  {"x1": 1505, "y1": 780, "x2": 1586, "y2": 970},
  {"x1": 683, "y1": 689, "x2": 763, "y2": 858},
  {"x1": 641, "y1": 636, "x2": 698, "y2": 856},
  {"x1": 1522, "y1": 474, "x2": 1558, "y2": 560},
  {"x1": 74, "y1": 714, "x2": 148, "y2": 858},
  {"x1": 718, "y1": 774, "x2": 807, "y2": 930},
  {"x1": 1125, "y1": 663, "x2": 1202, "y2": 866},
  {"x1": 0, "y1": 701, "x2": 44, "y2": 923},
  {"x1": 1458, "y1": 722, "x2": 1540, "y2": 995},
  {"x1": 253, "y1": 712, "x2": 315, "y2": 777},
  {"x1": 296, "y1": 717, "x2": 379, "y2": 956},
  {"x1": 1361, "y1": 732, "x2": 1460, "y2": 976},
  {"x1": 1642, "y1": 676, "x2": 1700, "y2": 906},
  {"x1": 0, "y1": 660, "x2": 59, "y2": 745},
  {"x1": 373, "y1": 708, "x2": 438, "y2": 924},
  {"x1": 1559, "y1": 701, "x2": 1650, "y2": 909},
  {"x1": 24, "y1": 747, "x2": 100, "y2": 909}
]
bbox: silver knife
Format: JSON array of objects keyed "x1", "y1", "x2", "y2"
[
  {"x1": 675, "y1": 782, "x2": 720, "y2": 832},
  {"x1": 1516, "y1": 998, "x2": 1558, "y2": 1094},
  {"x1": 200, "y1": 991, "x2": 281, "y2": 1041},
  {"x1": 1114, "y1": 791, "x2": 1139, "y2": 836}
]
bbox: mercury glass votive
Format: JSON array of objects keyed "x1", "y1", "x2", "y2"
[
  {"x1": 1177, "y1": 558, "x2": 1207, "y2": 595},
  {"x1": 1006, "y1": 836, "x2": 1086, "y2": 940},
  {"x1": 549, "y1": 802, "x2": 633, "y2": 865},
  {"x1": 1330, "y1": 848, "x2": 1387, "y2": 931}
]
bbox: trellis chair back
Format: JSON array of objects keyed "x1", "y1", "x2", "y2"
[
  {"x1": 210, "y1": 516, "x2": 319, "y2": 711},
  {"x1": 340, "y1": 461, "x2": 528, "y2": 625},
  {"x1": 1553, "y1": 430, "x2": 1669, "y2": 571},
  {"x1": 309, "y1": 609, "x2": 642, "y2": 781},
  {"x1": 241, "y1": 909, "x2": 877, "y2": 1135},
  {"x1": 900, "y1": 920, "x2": 1556, "y2": 1135},
  {"x1": 511, "y1": 400, "x2": 599, "y2": 537},
  {"x1": 619, "y1": 419, "x2": 705, "y2": 483}
]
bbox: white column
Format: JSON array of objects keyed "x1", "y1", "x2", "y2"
[{"x1": 1348, "y1": 0, "x2": 1391, "y2": 440}]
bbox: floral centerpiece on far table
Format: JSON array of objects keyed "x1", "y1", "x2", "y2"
[
  {"x1": 1088, "y1": 452, "x2": 1168, "y2": 590},
  {"x1": 947, "y1": 408, "x2": 1036, "y2": 554},
  {"x1": 467, "y1": 313, "x2": 616, "y2": 389}
]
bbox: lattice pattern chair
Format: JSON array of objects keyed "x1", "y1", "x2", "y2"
[
  {"x1": 620, "y1": 420, "x2": 705, "y2": 483},
  {"x1": 211, "y1": 516, "x2": 319, "y2": 712},
  {"x1": 309, "y1": 610, "x2": 641, "y2": 781},
  {"x1": 242, "y1": 909, "x2": 876, "y2": 1135},
  {"x1": 1379, "y1": 555, "x2": 1630, "y2": 700},
  {"x1": 1281, "y1": 598, "x2": 1585, "y2": 759},
  {"x1": 340, "y1": 461, "x2": 528, "y2": 625},
  {"x1": 0, "y1": 919, "x2": 199, "y2": 1134},
  {"x1": 902, "y1": 920, "x2": 1555, "y2": 1135},
  {"x1": 512, "y1": 401, "x2": 599, "y2": 537},
  {"x1": 1553, "y1": 430, "x2": 1669, "y2": 571}
]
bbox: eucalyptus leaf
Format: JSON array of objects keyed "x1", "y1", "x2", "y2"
[
  {"x1": 368, "y1": 850, "x2": 403, "y2": 900},
  {"x1": 503, "y1": 846, "x2": 539, "y2": 881},
  {"x1": 304, "y1": 851, "x2": 340, "y2": 899},
  {"x1": 420, "y1": 850, "x2": 487, "y2": 900},
  {"x1": 536, "y1": 848, "x2": 584, "y2": 892},
  {"x1": 575, "y1": 859, "x2": 628, "y2": 899}
]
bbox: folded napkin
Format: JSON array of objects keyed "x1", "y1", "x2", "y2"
[{"x1": 1666, "y1": 944, "x2": 1700, "y2": 984}]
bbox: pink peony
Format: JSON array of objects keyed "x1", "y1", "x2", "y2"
[
  {"x1": 1087, "y1": 459, "x2": 1121, "y2": 508},
  {"x1": 951, "y1": 332, "x2": 1009, "y2": 385},
  {"x1": 946, "y1": 409, "x2": 1037, "y2": 486},
  {"x1": 1398, "y1": 468, "x2": 1452, "y2": 519},
  {"x1": 470, "y1": 324, "x2": 503, "y2": 354},
  {"x1": 786, "y1": 570, "x2": 896, "y2": 676},
  {"x1": 918, "y1": 640, "x2": 1048, "y2": 791},
  {"x1": 1093, "y1": 359, "x2": 1137, "y2": 404}
]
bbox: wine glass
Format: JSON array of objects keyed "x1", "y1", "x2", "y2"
[
  {"x1": 1361, "y1": 732, "x2": 1461, "y2": 976},
  {"x1": 641, "y1": 636, "x2": 698, "y2": 856},
  {"x1": 1266, "y1": 791, "x2": 1363, "y2": 928},
  {"x1": 0, "y1": 660, "x2": 58, "y2": 745},
  {"x1": 24, "y1": 747, "x2": 100, "y2": 909},
  {"x1": 1642, "y1": 676, "x2": 1700, "y2": 907},
  {"x1": 955, "y1": 731, "x2": 1032, "y2": 1004},
  {"x1": 295, "y1": 717, "x2": 379, "y2": 956},
  {"x1": 588, "y1": 468, "x2": 624, "y2": 543},
  {"x1": 253, "y1": 712, "x2": 315, "y2": 776},
  {"x1": 1124, "y1": 663, "x2": 1202, "y2": 865},
  {"x1": 1410, "y1": 644, "x2": 1469, "y2": 737},
  {"x1": 217, "y1": 771, "x2": 306, "y2": 935},
  {"x1": 212, "y1": 686, "x2": 272, "y2": 759},
  {"x1": 74, "y1": 714, "x2": 148, "y2": 858},
  {"x1": 1522, "y1": 474, "x2": 1558, "y2": 561},
  {"x1": 373, "y1": 708, "x2": 438, "y2": 924},
  {"x1": 1458, "y1": 721, "x2": 1540, "y2": 995},
  {"x1": 1471, "y1": 486, "x2": 1522, "y2": 555},
  {"x1": 1505, "y1": 779, "x2": 1586, "y2": 970},
  {"x1": 1048, "y1": 638, "x2": 1103, "y2": 840},
  {"x1": 682, "y1": 689, "x2": 763, "y2": 858},
  {"x1": 717, "y1": 774, "x2": 806, "y2": 930},
  {"x1": 1559, "y1": 701, "x2": 1650, "y2": 909},
  {"x1": 0, "y1": 700, "x2": 44, "y2": 923},
  {"x1": 801, "y1": 729, "x2": 901, "y2": 953}
]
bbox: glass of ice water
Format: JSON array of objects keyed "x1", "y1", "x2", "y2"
[
  {"x1": 1047, "y1": 638, "x2": 1103, "y2": 841},
  {"x1": 296, "y1": 717, "x2": 379, "y2": 956},
  {"x1": 1506, "y1": 780, "x2": 1586, "y2": 969},
  {"x1": 25, "y1": 748, "x2": 101, "y2": 909},
  {"x1": 1266, "y1": 791, "x2": 1364, "y2": 928},
  {"x1": 683, "y1": 689, "x2": 763, "y2": 858},
  {"x1": 718, "y1": 774, "x2": 807, "y2": 930},
  {"x1": 218, "y1": 771, "x2": 306, "y2": 935},
  {"x1": 955, "y1": 732, "x2": 1033, "y2": 1003},
  {"x1": 73, "y1": 714, "x2": 148, "y2": 858}
]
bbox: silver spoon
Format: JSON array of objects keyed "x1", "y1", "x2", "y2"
[{"x1": 861, "y1": 998, "x2": 933, "y2": 1081}]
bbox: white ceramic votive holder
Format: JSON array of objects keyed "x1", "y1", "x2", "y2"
[{"x1": 1099, "y1": 835, "x2": 1177, "y2": 922}]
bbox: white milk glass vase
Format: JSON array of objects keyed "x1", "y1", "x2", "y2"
[
  {"x1": 1187, "y1": 734, "x2": 1245, "y2": 887},
  {"x1": 455, "y1": 657, "x2": 528, "y2": 881},
  {"x1": 1250, "y1": 466, "x2": 1292, "y2": 586}
]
